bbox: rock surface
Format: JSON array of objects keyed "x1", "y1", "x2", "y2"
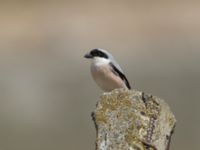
[{"x1": 92, "y1": 89, "x2": 176, "y2": 150}]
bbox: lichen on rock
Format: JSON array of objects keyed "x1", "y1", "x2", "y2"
[{"x1": 92, "y1": 89, "x2": 176, "y2": 150}]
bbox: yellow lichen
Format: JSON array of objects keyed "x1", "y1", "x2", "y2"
[
  {"x1": 96, "y1": 91, "x2": 130, "y2": 124},
  {"x1": 125, "y1": 131, "x2": 146, "y2": 150},
  {"x1": 95, "y1": 111, "x2": 107, "y2": 124}
]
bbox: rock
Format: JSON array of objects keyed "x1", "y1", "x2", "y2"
[{"x1": 92, "y1": 89, "x2": 176, "y2": 150}]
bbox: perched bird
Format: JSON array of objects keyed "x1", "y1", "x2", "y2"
[{"x1": 84, "y1": 48, "x2": 131, "y2": 92}]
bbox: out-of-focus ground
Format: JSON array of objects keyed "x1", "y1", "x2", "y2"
[{"x1": 0, "y1": 1, "x2": 199, "y2": 149}]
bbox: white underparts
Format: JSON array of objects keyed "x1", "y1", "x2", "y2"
[
  {"x1": 90, "y1": 57, "x2": 127, "y2": 91},
  {"x1": 92, "y1": 57, "x2": 110, "y2": 66}
]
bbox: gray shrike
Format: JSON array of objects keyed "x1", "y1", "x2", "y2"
[{"x1": 84, "y1": 48, "x2": 131, "y2": 92}]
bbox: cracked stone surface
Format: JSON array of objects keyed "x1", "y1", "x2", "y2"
[{"x1": 92, "y1": 89, "x2": 176, "y2": 150}]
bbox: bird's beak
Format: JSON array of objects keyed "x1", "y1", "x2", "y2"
[{"x1": 84, "y1": 53, "x2": 93, "y2": 59}]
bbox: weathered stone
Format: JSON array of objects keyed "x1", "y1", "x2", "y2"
[{"x1": 92, "y1": 89, "x2": 176, "y2": 150}]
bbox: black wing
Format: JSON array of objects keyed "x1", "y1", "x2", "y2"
[{"x1": 109, "y1": 62, "x2": 131, "y2": 89}]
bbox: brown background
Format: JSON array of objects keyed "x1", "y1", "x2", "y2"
[{"x1": 0, "y1": 1, "x2": 199, "y2": 149}]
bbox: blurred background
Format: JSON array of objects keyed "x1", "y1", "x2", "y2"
[{"x1": 0, "y1": 0, "x2": 199, "y2": 149}]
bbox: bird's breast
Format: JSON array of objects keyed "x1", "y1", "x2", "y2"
[{"x1": 90, "y1": 64, "x2": 126, "y2": 91}]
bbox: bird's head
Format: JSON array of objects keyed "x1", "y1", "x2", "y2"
[{"x1": 84, "y1": 48, "x2": 110, "y2": 60}]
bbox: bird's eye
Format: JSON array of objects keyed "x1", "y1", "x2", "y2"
[
  {"x1": 98, "y1": 51, "x2": 101, "y2": 56},
  {"x1": 91, "y1": 50, "x2": 100, "y2": 57},
  {"x1": 90, "y1": 51, "x2": 95, "y2": 56}
]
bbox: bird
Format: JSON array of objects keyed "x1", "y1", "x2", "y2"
[{"x1": 84, "y1": 48, "x2": 131, "y2": 92}]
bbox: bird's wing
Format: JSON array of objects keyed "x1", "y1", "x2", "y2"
[
  {"x1": 98, "y1": 49, "x2": 124, "y2": 73},
  {"x1": 109, "y1": 62, "x2": 131, "y2": 89}
]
